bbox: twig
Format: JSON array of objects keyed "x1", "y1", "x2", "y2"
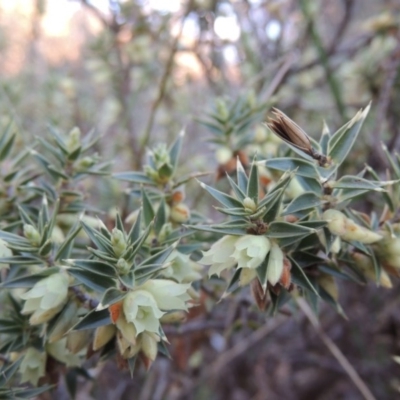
[
  {"x1": 300, "y1": 0, "x2": 346, "y2": 119},
  {"x1": 163, "y1": 319, "x2": 226, "y2": 335},
  {"x1": 369, "y1": 35, "x2": 400, "y2": 167},
  {"x1": 259, "y1": 52, "x2": 299, "y2": 102},
  {"x1": 140, "y1": 0, "x2": 195, "y2": 154},
  {"x1": 175, "y1": 315, "x2": 287, "y2": 399},
  {"x1": 296, "y1": 297, "x2": 377, "y2": 400}
]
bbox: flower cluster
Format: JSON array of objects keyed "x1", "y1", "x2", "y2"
[
  {"x1": 199, "y1": 234, "x2": 285, "y2": 287},
  {"x1": 94, "y1": 279, "x2": 192, "y2": 367}
]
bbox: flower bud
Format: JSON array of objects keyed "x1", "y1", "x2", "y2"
[
  {"x1": 376, "y1": 235, "x2": 400, "y2": 269},
  {"x1": 158, "y1": 222, "x2": 173, "y2": 243},
  {"x1": 323, "y1": 209, "x2": 382, "y2": 244},
  {"x1": 116, "y1": 258, "x2": 130, "y2": 275},
  {"x1": 160, "y1": 311, "x2": 186, "y2": 324},
  {"x1": 141, "y1": 332, "x2": 159, "y2": 369},
  {"x1": 144, "y1": 165, "x2": 160, "y2": 182},
  {"x1": 216, "y1": 99, "x2": 229, "y2": 120},
  {"x1": 67, "y1": 127, "x2": 81, "y2": 152},
  {"x1": 23, "y1": 224, "x2": 41, "y2": 246},
  {"x1": 74, "y1": 156, "x2": 95, "y2": 171},
  {"x1": 93, "y1": 325, "x2": 117, "y2": 350},
  {"x1": 111, "y1": 228, "x2": 127, "y2": 257},
  {"x1": 323, "y1": 209, "x2": 347, "y2": 237},
  {"x1": 171, "y1": 189, "x2": 185, "y2": 205},
  {"x1": 170, "y1": 203, "x2": 190, "y2": 223},
  {"x1": 243, "y1": 197, "x2": 257, "y2": 212}
]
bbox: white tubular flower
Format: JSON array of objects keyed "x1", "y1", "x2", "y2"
[
  {"x1": 199, "y1": 235, "x2": 239, "y2": 276},
  {"x1": 20, "y1": 273, "x2": 69, "y2": 325},
  {"x1": 232, "y1": 235, "x2": 271, "y2": 270},
  {"x1": 140, "y1": 280, "x2": 191, "y2": 311},
  {"x1": 20, "y1": 347, "x2": 46, "y2": 386},
  {"x1": 267, "y1": 242, "x2": 284, "y2": 285},
  {"x1": 123, "y1": 290, "x2": 165, "y2": 335},
  {"x1": 163, "y1": 250, "x2": 202, "y2": 283}
]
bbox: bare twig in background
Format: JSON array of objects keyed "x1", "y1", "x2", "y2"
[
  {"x1": 140, "y1": 0, "x2": 195, "y2": 157},
  {"x1": 296, "y1": 297, "x2": 377, "y2": 400},
  {"x1": 300, "y1": 0, "x2": 346, "y2": 119},
  {"x1": 259, "y1": 52, "x2": 299, "y2": 102},
  {"x1": 175, "y1": 315, "x2": 288, "y2": 399},
  {"x1": 369, "y1": 34, "x2": 400, "y2": 168}
]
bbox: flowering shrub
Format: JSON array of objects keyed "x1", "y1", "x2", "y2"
[{"x1": 0, "y1": 100, "x2": 399, "y2": 397}]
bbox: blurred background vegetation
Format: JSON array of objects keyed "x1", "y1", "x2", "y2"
[{"x1": 1, "y1": 0, "x2": 400, "y2": 399}]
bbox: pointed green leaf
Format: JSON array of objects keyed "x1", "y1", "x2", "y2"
[
  {"x1": 267, "y1": 222, "x2": 315, "y2": 238},
  {"x1": 69, "y1": 260, "x2": 117, "y2": 277},
  {"x1": 73, "y1": 309, "x2": 111, "y2": 331},
  {"x1": 113, "y1": 171, "x2": 154, "y2": 184},
  {"x1": 236, "y1": 160, "x2": 248, "y2": 192},
  {"x1": 283, "y1": 192, "x2": 323, "y2": 215},
  {"x1": 332, "y1": 175, "x2": 383, "y2": 190},
  {"x1": 55, "y1": 222, "x2": 81, "y2": 261},
  {"x1": 289, "y1": 256, "x2": 319, "y2": 295},
  {"x1": 246, "y1": 161, "x2": 259, "y2": 201},
  {"x1": 168, "y1": 130, "x2": 184, "y2": 172},
  {"x1": 0, "y1": 267, "x2": 59, "y2": 288},
  {"x1": 226, "y1": 174, "x2": 246, "y2": 201},
  {"x1": 225, "y1": 268, "x2": 241, "y2": 294},
  {"x1": 328, "y1": 104, "x2": 370, "y2": 168},
  {"x1": 100, "y1": 288, "x2": 127, "y2": 307},
  {"x1": 264, "y1": 158, "x2": 319, "y2": 179},
  {"x1": 68, "y1": 269, "x2": 115, "y2": 293},
  {"x1": 128, "y1": 208, "x2": 142, "y2": 244},
  {"x1": 198, "y1": 181, "x2": 243, "y2": 208},
  {"x1": 141, "y1": 189, "x2": 155, "y2": 227},
  {"x1": 154, "y1": 199, "x2": 167, "y2": 235}
]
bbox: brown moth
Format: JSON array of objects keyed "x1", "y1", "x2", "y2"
[{"x1": 267, "y1": 108, "x2": 329, "y2": 167}]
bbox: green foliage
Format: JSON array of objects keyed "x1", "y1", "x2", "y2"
[{"x1": 1, "y1": 1, "x2": 400, "y2": 397}]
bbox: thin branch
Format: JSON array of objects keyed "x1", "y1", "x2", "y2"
[
  {"x1": 259, "y1": 52, "x2": 299, "y2": 102},
  {"x1": 175, "y1": 315, "x2": 288, "y2": 399},
  {"x1": 369, "y1": 34, "x2": 400, "y2": 167},
  {"x1": 300, "y1": 0, "x2": 346, "y2": 119},
  {"x1": 296, "y1": 297, "x2": 377, "y2": 400},
  {"x1": 140, "y1": 0, "x2": 195, "y2": 154}
]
